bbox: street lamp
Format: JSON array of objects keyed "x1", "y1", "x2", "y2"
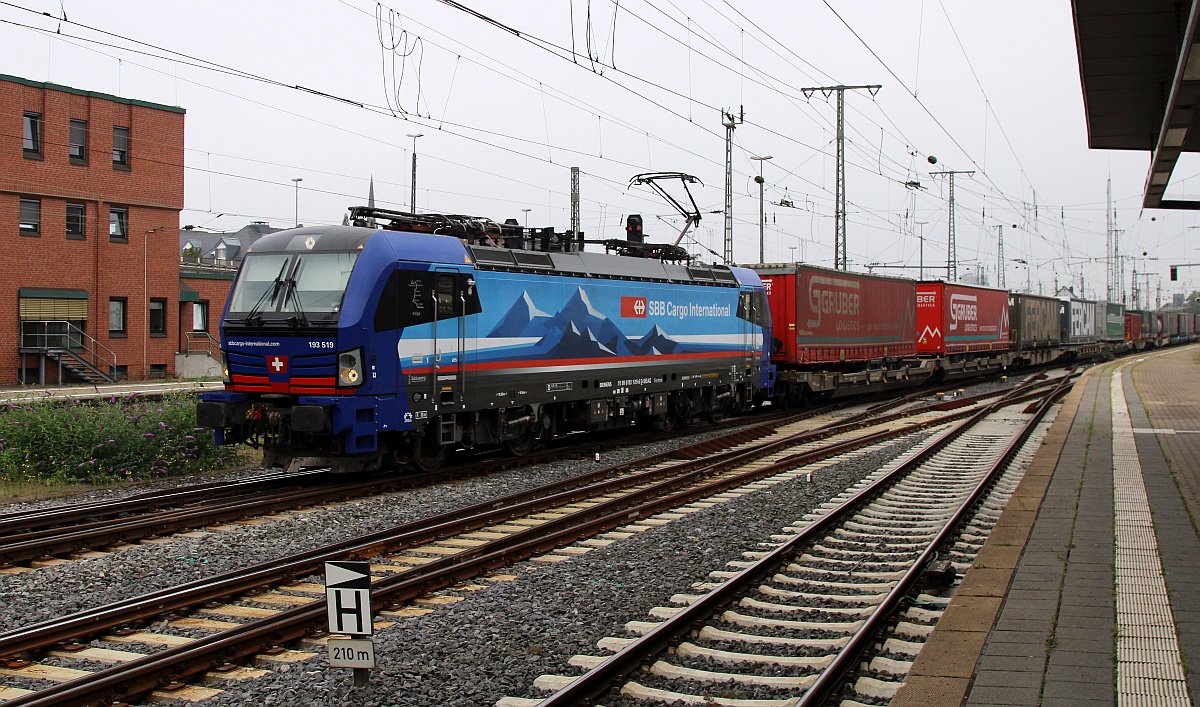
[
  {"x1": 407, "y1": 133, "x2": 424, "y2": 212},
  {"x1": 789, "y1": 246, "x2": 797, "y2": 262},
  {"x1": 750, "y1": 155, "x2": 772, "y2": 263},
  {"x1": 915, "y1": 220, "x2": 928, "y2": 280},
  {"x1": 291, "y1": 178, "x2": 302, "y2": 227},
  {"x1": 521, "y1": 208, "x2": 532, "y2": 227}
]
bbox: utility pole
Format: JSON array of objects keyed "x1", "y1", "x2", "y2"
[
  {"x1": 721, "y1": 107, "x2": 744, "y2": 265},
  {"x1": 407, "y1": 133, "x2": 423, "y2": 212},
  {"x1": 1106, "y1": 177, "x2": 1115, "y2": 301},
  {"x1": 570, "y1": 167, "x2": 581, "y2": 237},
  {"x1": 930, "y1": 169, "x2": 974, "y2": 280},
  {"x1": 1113, "y1": 230, "x2": 1123, "y2": 303},
  {"x1": 995, "y1": 225, "x2": 1005, "y2": 289},
  {"x1": 802, "y1": 85, "x2": 881, "y2": 270},
  {"x1": 1132, "y1": 263, "x2": 1140, "y2": 309}
]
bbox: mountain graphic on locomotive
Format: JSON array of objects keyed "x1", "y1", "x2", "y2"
[{"x1": 196, "y1": 207, "x2": 775, "y2": 473}]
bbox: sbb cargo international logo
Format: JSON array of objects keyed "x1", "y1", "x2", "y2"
[{"x1": 621, "y1": 296, "x2": 647, "y2": 318}]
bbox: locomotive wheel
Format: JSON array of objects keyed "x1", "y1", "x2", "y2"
[
  {"x1": 705, "y1": 400, "x2": 728, "y2": 423},
  {"x1": 504, "y1": 425, "x2": 538, "y2": 456},
  {"x1": 410, "y1": 434, "x2": 449, "y2": 472},
  {"x1": 654, "y1": 410, "x2": 677, "y2": 432}
]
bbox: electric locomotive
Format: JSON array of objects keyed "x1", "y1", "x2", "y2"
[{"x1": 197, "y1": 208, "x2": 774, "y2": 473}]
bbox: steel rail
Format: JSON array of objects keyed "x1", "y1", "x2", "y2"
[
  {"x1": 0, "y1": 419, "x2": 921, "y2": 707},
  {"x1": 0, "y1": 376, "x2": 1052, "y2": 705},
  {"x1": 0, "y1": 470, "x2": 327, "y2": 536},
  {"x1": 0, "y1": 399, "x2": 875, "y2": 659},
  {"x1": 536, "y1": 374, "x2": 1073, "y2": 706},
  {"x1": 792, "y1": 372, "x2": 1074, "y2": 706},
  {"x1": 0, "y1": 394, "x2": 1000, "y2": 706}
]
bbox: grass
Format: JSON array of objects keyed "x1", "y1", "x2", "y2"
[{"x1": 0, "y1": 392, "x2": 243, "y2": 499}]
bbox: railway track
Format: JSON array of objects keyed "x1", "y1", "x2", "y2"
[
  {"x1": 0, "y1": 375, "x2": 1059, "y2": 706},
  {"x1": 0, "y1": 379, "x2": 1034, "y2": 570},
  {"x1": 513, "y1": 372, "x2": 1073, "y2": 707},
  {"x1": 0, "y1": 406, "x2": 835, "y2": 568}
]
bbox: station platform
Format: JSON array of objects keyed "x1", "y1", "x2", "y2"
[{"x1": 893, "y1": 344, "x2": 1200, "y2": 706}]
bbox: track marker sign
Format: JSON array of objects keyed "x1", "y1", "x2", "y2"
[
  {"x1": 325, "y1": 561, "x2": 373, "y2": 636},
  {"x1": 328, "y1": 637, "x2": 376, "y2": 669}
]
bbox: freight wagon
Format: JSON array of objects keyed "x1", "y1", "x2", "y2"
[
  {"x1": 1010, "y1": 293, "x2": 1061, "y2": 365},
  {"x1": 752, "y1": 264, "x2": 931, "y2": 402},
  {"x1": 914, "y1": 282, "x2": 1012, "y2": 380},
  {"x1": 1103, "y1": 302, "x2": 1126, "y2": 343},
  {"x1": 1125, "y1": 311, "x2": 1144, "y2": 350},
  {"x1": 916, "y1": 282, "x2": 1010, "y2": 355},
  {"x1": 1059, "y1": 297, "x2": 1100, "y2": 347}
]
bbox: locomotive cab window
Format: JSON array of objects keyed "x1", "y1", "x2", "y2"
[
  {"x1": 736, "y1": 291, "x2": 771, "y2": 328},
  {"x1": 374, "y1": 270, "x2": 481, "y2": 332},
  {"x1": 226, "y1": 251, "x2": 359, "y2": 321}
]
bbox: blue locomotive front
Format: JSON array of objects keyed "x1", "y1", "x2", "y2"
[{"x1": 198, "y1": 212, "x2": 774, "y2": 473}]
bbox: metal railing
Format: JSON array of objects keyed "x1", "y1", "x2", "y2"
[
  {"x1": 184, "y1": 330, "x2": 222, "y2": 362},
  {"x1": 20, "y1": 320, "x2": 117, "y2": 375}
]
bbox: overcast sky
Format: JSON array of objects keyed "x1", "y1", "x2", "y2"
[{"x1": 4, "y1": 0, "x2": 1196, "y2": 303}]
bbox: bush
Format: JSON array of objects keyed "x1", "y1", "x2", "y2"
[{"x1": 0, "y1": 393, "x2": 239, "y2": 484}]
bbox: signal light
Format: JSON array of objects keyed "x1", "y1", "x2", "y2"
[
  {"x1": 1171, "y1": 266, "x2": 1178, "y2": 281},
  {"x1": 626, "y1": 214, "x2": 643, "y2": 244}
]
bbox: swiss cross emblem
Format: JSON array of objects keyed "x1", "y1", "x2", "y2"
[{"x1": 266, "y1": 355, "x2": 289, "y2": 374}]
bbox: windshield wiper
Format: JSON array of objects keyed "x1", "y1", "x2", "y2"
[
  {"x1": 284, "y1": 258, "x2": 309, "y2": 328},
  {"x1": 242, "y1": 259, "x2": 289, "y2": 327}
]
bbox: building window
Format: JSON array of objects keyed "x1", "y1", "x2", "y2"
[
  {"x1": 22, "y1": 112, "x2": 41, "y2": 157},
  {"x1": 66, "y1": 203, "x2": 86, "y2": 239},
  {"x1": 192, "y1": 302, "x2": 208, "y2": 331},
  {"x1": 149, "y1": 298, "x2": 166, "y2": 336},
  {"x1": 112, "y1": 126, "x2": 129, "y2": 168},
  {"x1": 19, "y1": 199, "x2": 40, "y2": 235},
  {"x1": 149, "y1": 363, "x2": 167, "y2": 378},
  {"x1": 69, "y1": 119, "x2": 88, "y2": 163},
  {"x1": 108, "y1": 365, "x2": 127, "y2": 380},
  {"x1": 109, "y1": 298, "x2": 126, "y2": 335},
  {"x1": 109, "y1": 208, "x2": 128, "y2": 241}
]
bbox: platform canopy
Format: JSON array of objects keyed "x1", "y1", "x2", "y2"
[{"x1": 1073, "y1": 0, "x2": 1200, "y2": 208}]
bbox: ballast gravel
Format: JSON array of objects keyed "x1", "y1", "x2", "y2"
[
  {"x1": 0, "y1": 378, "x2": 1024, "y2": 704},
  {"x1": 0, "y1": 427, "x2": 730, "y2": 630},
  {"x1": 190, "y1": 434, "x2": 929, "y2": 707}
]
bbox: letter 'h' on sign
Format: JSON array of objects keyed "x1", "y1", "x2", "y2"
[{"x1": 325, "y1": 561, "x2": 373, "y2": 636}]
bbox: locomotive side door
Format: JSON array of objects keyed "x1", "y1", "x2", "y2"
[
  {"x1": 431, "y1": 269, "x2": 464, "y2": 413},
  {"x1": 738, "y1": 289, "x2": 756, "y2": 377}
]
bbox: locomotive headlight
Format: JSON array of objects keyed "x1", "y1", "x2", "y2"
[
  {"x1": 221, "y1": 351, "x2": 231, "y2": 384},
  {"x1": 337, "y1": 348, "x2": 364, "y2": 387}
]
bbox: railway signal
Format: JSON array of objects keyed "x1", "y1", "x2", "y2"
[{"x1": 1169, "y1": 263, "x2": 1200, "y2": 280}]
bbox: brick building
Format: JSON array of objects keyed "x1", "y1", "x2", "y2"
[{"x1": 0, "y1": 74, "x2": 184, "y2": 384}]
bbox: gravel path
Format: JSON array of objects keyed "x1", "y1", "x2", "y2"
[{"x1": 196, "y1": 434, "x2": 930, "y2": 707}]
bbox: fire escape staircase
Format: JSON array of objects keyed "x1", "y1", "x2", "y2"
[{"x1": 19, "y1": 320, "x2": 117, "y2": 384}]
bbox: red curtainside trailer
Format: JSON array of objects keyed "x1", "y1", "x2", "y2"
[
  {"x1": 916, "y1": 282, "x2": 1011, "y2": 355},
  {"x1": 752, "y1": 264, "x2": 916, "y2": 365},
  {"x1": 1125, "y1": 311, "x2": 1143, "y2": 342}
]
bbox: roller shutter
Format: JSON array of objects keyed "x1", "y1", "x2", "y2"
[{"x1": 17, "y1": 288, "x2": 89, "y2": 320}]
